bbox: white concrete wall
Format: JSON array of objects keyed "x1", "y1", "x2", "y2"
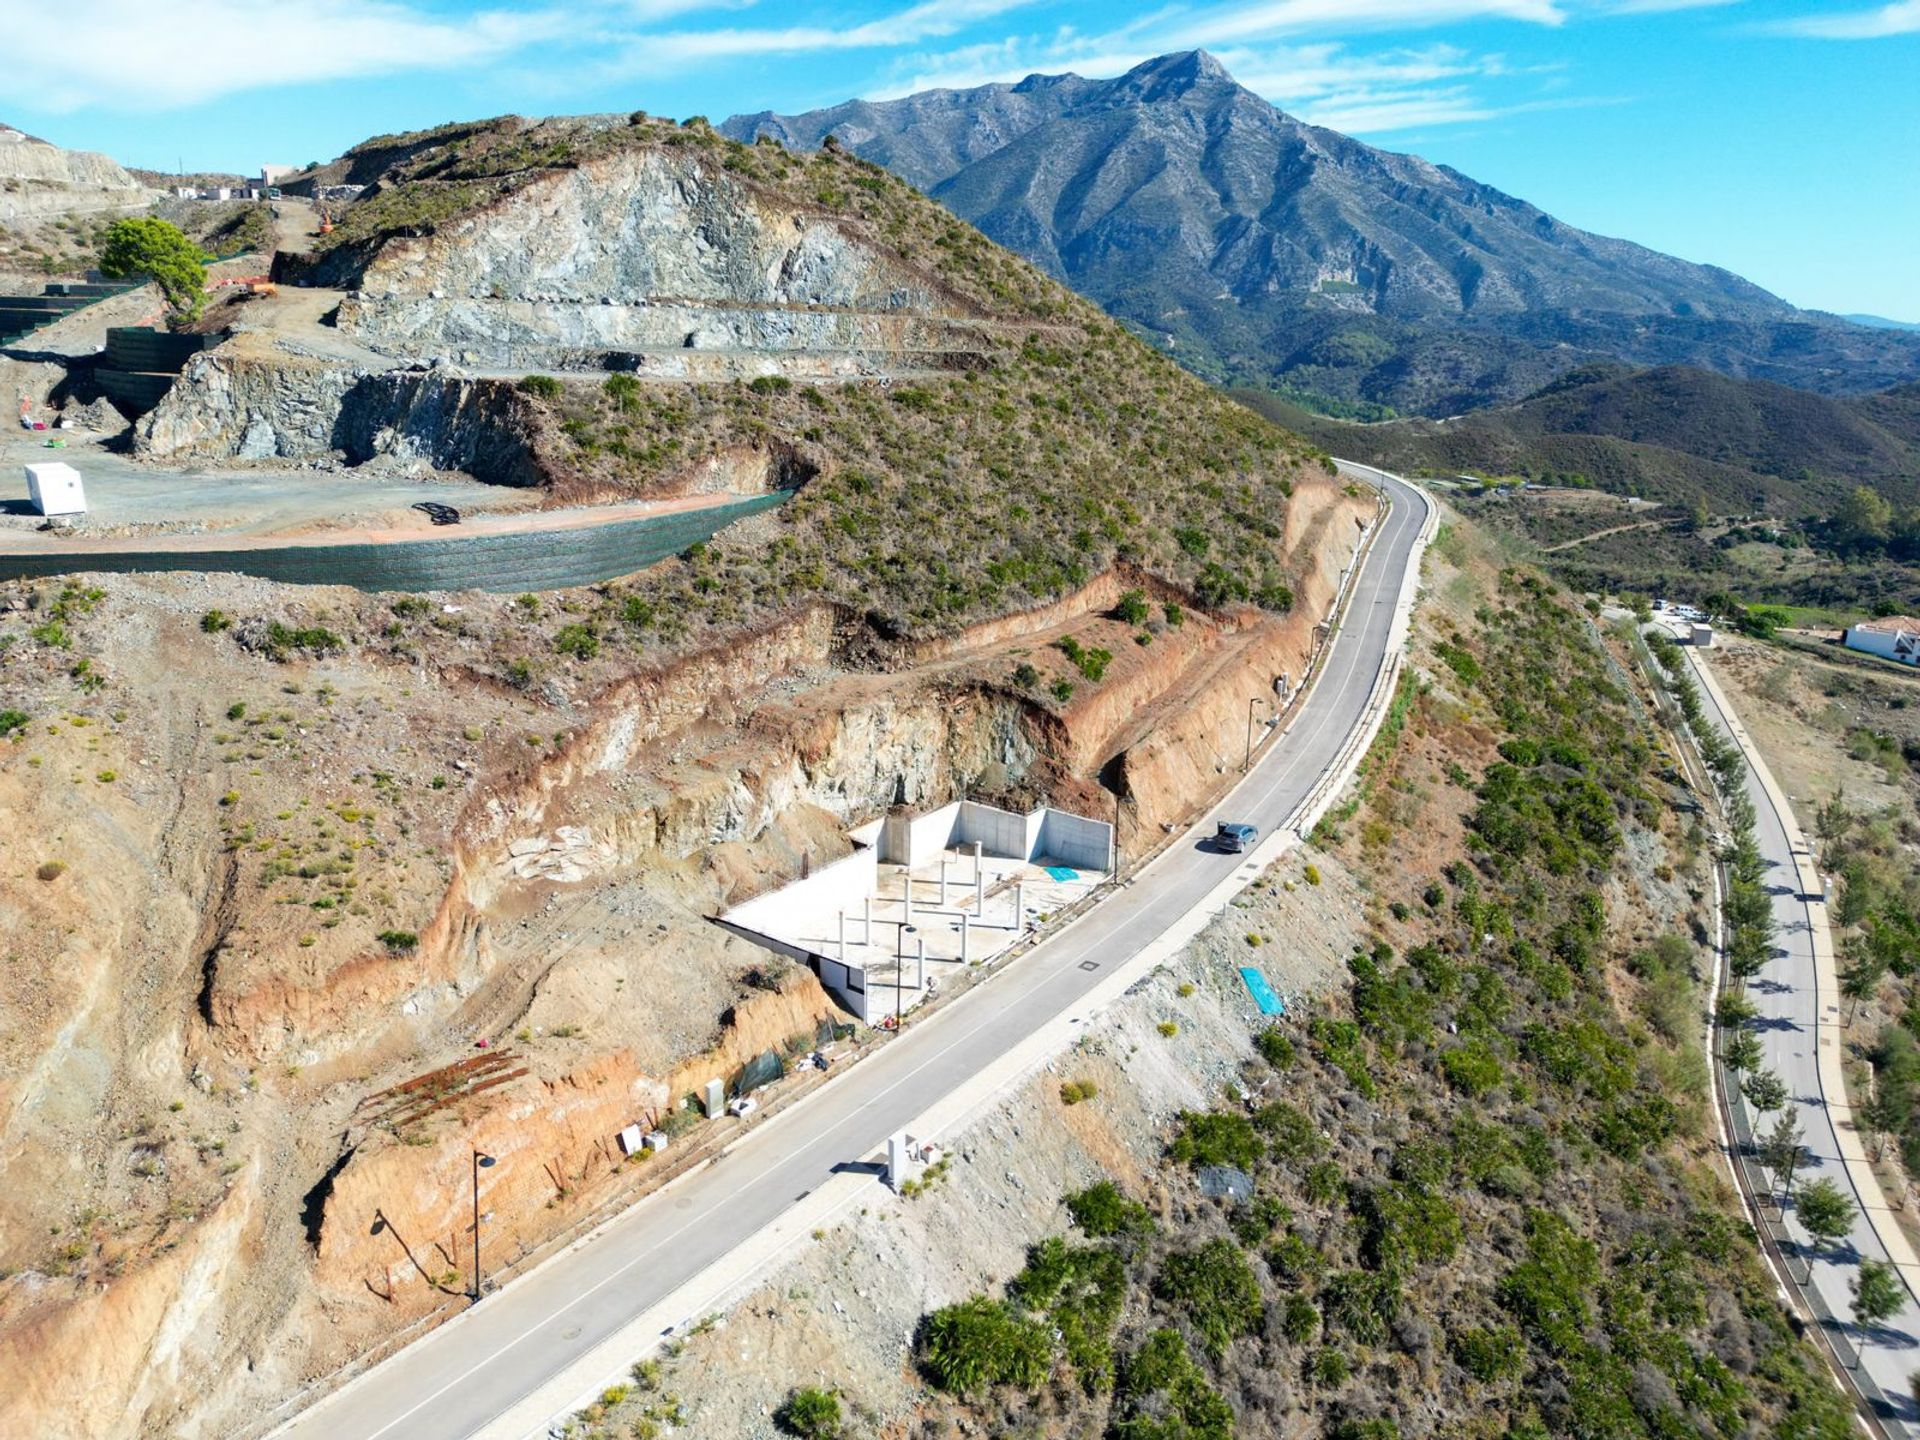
[
  {"x1": 1846, "y1": 628, "x2": 1919, "y2": 665},
  {"x1": 1022, "y1": 809, "x2": 1045, "y2": 862},
  {"x1": 953, "y1": 800, "x2": 1027, "y2": 859},
  {"x1": 723, "y1": 846, "x2": 878, "y2": 934},
  {"x1": 1036, "y1": 809, "x2": 1113, "y2": 873},
  {"x1": 879, "y1": 802, "x2": 963, "y2": 866},
  {"x1": 906, "y1": 803, "x2": 962, "y2": 867},
  {"x1": 815, "y1": 956, "x2": 870, "y2": 1022}
]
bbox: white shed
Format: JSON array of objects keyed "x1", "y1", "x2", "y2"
[
  {"x1": 1690, "y1": 623, "x2": 1713, "y2": 648},
  {"x1": 25, "y1": 462, "x2": 86, "y2": 517}
]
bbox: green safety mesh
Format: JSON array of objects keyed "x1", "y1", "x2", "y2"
[{"x1": 733, "y1": 1047, "x2": 786, "y2": 1096}]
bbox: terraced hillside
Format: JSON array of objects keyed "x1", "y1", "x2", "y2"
[
  {"x1": 140, "y1": 113, "x2": 1328, "y2": 639},
  {"x1": 0, "y1": 111, "x2": 1366, "y2": 1440}
]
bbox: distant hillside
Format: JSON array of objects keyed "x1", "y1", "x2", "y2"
[
  {"x1": 0, "y1": 124, "x2": 153, "y2": 224},
  {"x1": 1847, "y1": 314, "x2": 1920, "y2": 333},
  {"x1": 1235, "y1": 365, "x2": 1920, "y2": 514},
  {"x1": 725, "y1": 52, "x2": 1920, "y2": 414}
]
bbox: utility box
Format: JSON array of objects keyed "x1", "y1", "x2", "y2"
[
  {"x1": 25, "y1": 462, "x2": 86, "y2": 517},
  {"x1": 702, "y1": 1078, "x2": 725, "y2": 1118},
  {"x1": 1690, "y1": 623, "x2": 1714, "y2": 648},
  {"x1": 617, "y1": 1123, "x2": 645, "y2": 1157}
]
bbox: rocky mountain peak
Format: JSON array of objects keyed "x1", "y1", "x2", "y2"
[{"x1": 1105, "y1": 49, "x2": 1238, "y2": 103}]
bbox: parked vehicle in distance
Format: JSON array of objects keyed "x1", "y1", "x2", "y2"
[{"x1": 1215, "y1": 822, "x2": 1258, "y2": 853}]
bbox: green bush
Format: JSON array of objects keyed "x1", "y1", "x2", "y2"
[
  {"x1": 1154, "y1": 1238, "x2": 1263, "y2": 1357},
  {"x1": 1169, "y1": 1111, "x2": 1261, "y2": 1169},
  {"x1": 1113, "y1": 1330, "x2": 1234, "y2": 1440},
  {"x1": 517, "y1": 374, "x2": 562, "y2": 400},
  {"x1": 263, "y1": 622, "x2": 343, "y2": 660},
  {"x1": 1439, "y1": 1039, "x2": 1505, "y2": 1095},
  {"x1": 602, "y1": 372, "x2": 641, "y2": 410},
  {"x1": 0, "y1": 709, "x2": 27, "y2": 738},
  {"x1": 916, "y1": 1296, "x2": 1051, "y2": 1394},
  {"x1": 553, "y1": 623, "x2": 600, "y2": 660},
  {"x1": 1066, "y1": 1180, "x2": 1154, "y2": 1240},
  {"x1": 774, "y1": 1386, "x2": 841, "y2": 1439},
  {"x1": 200, "y1": 609, "x2": 233, "y2": 633},
  {"x1": 1321, "y1": 1269, "x2": 1400, "y2": 1346},
  {"x1": 1255, "y1": 1102, "x2": 1323, "y2": 1162},
  {"x1": 1115, "y1": 588, "x2": 1151, "y2": 624},
  {"x1": 1497, "y1": 1210, "x2": 1598, "y2": 1354},
  {"x1": 377, "y1": 930, "x2": 418, "y2": 953},
  {"x1": 1255, "y1": 1027, "x2": 1296, "y2": 1069},
  {"x1": 1451, "y1": 1322, "x2": 1526, "y2": 1381}
]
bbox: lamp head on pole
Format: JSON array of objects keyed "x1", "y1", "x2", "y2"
[{"x1": 476, "y1": 1152, "x2": 496, "y2": 1169}]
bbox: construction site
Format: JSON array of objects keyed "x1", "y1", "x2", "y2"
[
  {"x1": 0, "y1": 112, "x2": 1368, "y2": 1440},
  {"x1": 719, "y1": 799, "x2": 1112, "y2": 1023}
]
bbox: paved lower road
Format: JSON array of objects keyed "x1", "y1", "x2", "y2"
[
  {"x1": 1683, "y1": 637, "x2": 1920, "y2": 1432},
  {"x1": 271, "y1": 465, "x2": 1431, "y2": 1440}
]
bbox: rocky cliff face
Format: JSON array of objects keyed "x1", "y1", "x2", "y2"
[
  {"x1": 138, "y1": 342, "x2": 551, "y2": 484},
  {"x1": 0, "y1": 125, "x2": 155, "y2": 222},
  {"x1": 336, "y1": 146, "x2": 991, "y2": 371}
]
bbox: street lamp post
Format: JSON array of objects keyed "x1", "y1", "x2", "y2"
[
  {"x1": 471, "y1": 1150, "x2": 496, "y2": 1302},
  {"x1": 1245, "y1": 696, "x2": 1272, "y2": 773},
  {"x1": 894, "y1": 923, "x2": 917, "y2": 1027}
]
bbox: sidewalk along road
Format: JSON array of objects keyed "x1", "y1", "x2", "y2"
[
  {"x1": 1683, "y1": 638, "x2": 1920, "y2": 1432},
  {"x1": 268, "y1": 470, "x2": 1432, "y2": 1440}
]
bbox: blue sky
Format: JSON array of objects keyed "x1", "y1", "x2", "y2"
[{"x1": 8, "y1": 0, "x2": 1917, "y2": 318}]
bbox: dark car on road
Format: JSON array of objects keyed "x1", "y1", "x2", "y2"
[{"x1": 1215, "y1": 822, "x2": 1258, "y2": 853}]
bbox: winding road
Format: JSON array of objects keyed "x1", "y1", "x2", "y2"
[
  {"x1": 1681, "y1": 635, "x2": 1920, "y2": 1433},
  {"x1": 266, "y1": 465, "x2": 1432, "y2": 1440}
]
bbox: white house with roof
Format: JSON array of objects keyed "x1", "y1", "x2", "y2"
[{"x1": 1843, "y1": 617, "x2": 1920, "y2": 666}]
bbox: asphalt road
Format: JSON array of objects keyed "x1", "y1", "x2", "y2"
[
  {"x1": 1682, "y1": 633, "x2": 1920, "y2": 1427},
  {"x1": 272, "y1": 466, "x2": 1431, "y2": 1440}
]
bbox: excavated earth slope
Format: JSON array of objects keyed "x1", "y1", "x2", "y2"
[{"x1": 0, "y1": 111, "x2": 1365, "y2": 1440}]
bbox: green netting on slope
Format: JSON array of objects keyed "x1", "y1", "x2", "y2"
[
  {"x1": 733, "y1": 1047, "x2": 786, "y2": 1096},
  {"x1": 0, "y1": 492, "x2": 788, "y2": 593}
]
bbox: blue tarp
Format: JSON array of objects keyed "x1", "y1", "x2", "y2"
[
  {"x1": 1239, "y1": 967, "x2": 1284, "y2": 1015},
  {"x1": 1044, "y1": 865, "x2": 1079, "y2": 882}
]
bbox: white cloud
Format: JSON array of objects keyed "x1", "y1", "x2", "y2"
[
  {"x1": 1194, "y1": 0, "x2": 1565, "y2": 44},
  {"x1": 3, "y1": 0, "x2": 581, "y2": 111},
  {"x1": 604, "y1": 0, "x2": 1041, "y2": 72},
  {"x1": 1773, "y1": 1, "x2": 1920, "y2": 37}
]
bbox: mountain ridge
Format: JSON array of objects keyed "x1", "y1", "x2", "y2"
[{"x1": 724, "y1": 52, "x2": 1920, "y2": 413}]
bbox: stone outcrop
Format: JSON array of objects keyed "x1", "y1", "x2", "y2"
[
  {"x1": 0, "y1": 126, "x2": 155, "y2": 222},
  {"x1": 137, "y1": 344, "x2": 550, "y2": 485},
  {"x1": 331, "y1": 146, "x2": 1006, "y2": 372}
]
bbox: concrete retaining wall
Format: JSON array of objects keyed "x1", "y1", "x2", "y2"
[{"x1": 1036, "y1": 809, "x2": 1112, "y2": 872}]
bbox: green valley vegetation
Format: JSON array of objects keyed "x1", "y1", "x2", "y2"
[
  {"x1": 1235, "y1": 367, "x2": 1920, "y2": 622},
  {"x1": 902, "y1": 565, "x2": 1853, "y2": 1438},
  {"x1": 1235, "y1": 365, "x2": 1920, "y2": 520},
  {"x1": 1813, "y1": 788, "x2": 1920, "y2": 1175}
]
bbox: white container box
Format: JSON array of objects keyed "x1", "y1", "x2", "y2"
[{"x1": 25, "y1": 462, "x2": 86, "y2": 517}]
